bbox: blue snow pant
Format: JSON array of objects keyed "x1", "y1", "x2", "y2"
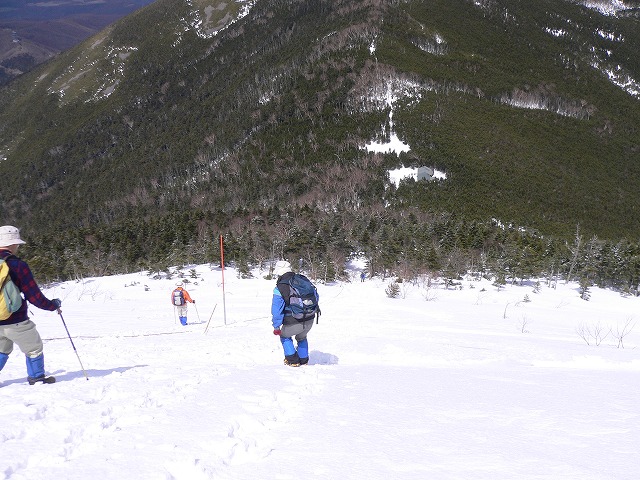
[
  {"x1": 280, "y1": 319, "x2": 314, "y2": 359},
  {"x1": 176, "y1": 305, "x2": 188, "y2": 325}
]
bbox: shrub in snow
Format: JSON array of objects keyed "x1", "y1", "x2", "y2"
[{"x1": 385, "y1": 282, "x2": 400, "y2": 298}]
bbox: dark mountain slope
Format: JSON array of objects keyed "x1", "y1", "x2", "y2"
[{"x1": 1, "y1": 0, "x2": 640, "y2": 279}]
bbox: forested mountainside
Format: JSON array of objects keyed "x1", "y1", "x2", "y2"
[{"x1": 1, "y1": 0, "x2": 640, "y2": 286}]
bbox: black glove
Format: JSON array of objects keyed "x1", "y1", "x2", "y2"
[
  {"x1": 52, "y1": 298, "x2": 61, "y2": 309},
  {"x1": 192, "y1": 300, "x2": 196, "y2": 304}
]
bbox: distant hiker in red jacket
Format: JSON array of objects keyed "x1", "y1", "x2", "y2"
[
  {"x1": 171, "y1": 282, "x2": 194, "y2": 325},
  {"x1": 0, "y1": 225, "x2": 61, "y2": 385}
]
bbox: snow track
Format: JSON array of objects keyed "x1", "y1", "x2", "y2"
[{"x1": 2, "y1": 348, "x2": 330, "y2": 479}]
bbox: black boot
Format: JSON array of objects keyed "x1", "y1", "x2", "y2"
[
  {"x1": 28, "y1": 376, "x2": 56, "y2": 385},
  {"x1": 284, "y1": 353, "x2": 300, "y2": 367}
]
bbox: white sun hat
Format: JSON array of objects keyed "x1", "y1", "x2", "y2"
[
  {"x1": 273, "y1": 260, "x2": 292, "y2": 276},
  {"x1": 0, "y1": 225, "x2": 26, "y2": 247}
]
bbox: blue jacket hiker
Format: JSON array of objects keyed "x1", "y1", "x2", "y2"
[
  {"x1": 271, "y1": 260, "x2": 319, "y2": 367},
  {"x1": 0, "y1": 226, "x2": 61, "y2": 385}
]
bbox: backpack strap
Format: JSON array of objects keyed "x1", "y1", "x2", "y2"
[
  {"x1": 0, "y1": 253, "x2": 16, "y2": 280},
  {"x1": 0, "y1": 253, "x2": 22, "y2": 320},
  {"x1": 276, "y1": 271, "x2": 295, "y2": 306}
]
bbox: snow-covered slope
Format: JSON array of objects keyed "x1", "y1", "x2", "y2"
[{"x1": 1, "y1": 264, "x2": 639, "y2": 479}]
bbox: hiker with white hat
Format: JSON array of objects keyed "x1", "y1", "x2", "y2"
[
  {"x1": 170, "y1": 281, "x2": 195, "y2": 325},
  {"x1": 270, "y1": 260, "x2": 320, "y2": 367},
  {"x1": 0, "y1": 225, "x2": 62, "y2": 385}
]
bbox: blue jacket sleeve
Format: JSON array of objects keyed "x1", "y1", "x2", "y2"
[{"x1": 271, "y1": 287, "x2": 286, "y2": 328}]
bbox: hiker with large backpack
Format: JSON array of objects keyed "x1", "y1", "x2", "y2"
[
  {"x1": 271, "y1": 260, "x2": 320, "y2": 367},
  {"x1": 171, "y1": 281, "x2": 195, "y2": 325},
  {"x1": 0, "y1": 226, "x2": 61, "y2": 385}
]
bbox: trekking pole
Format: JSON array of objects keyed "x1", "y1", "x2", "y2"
[
  {"x1": 203, "y1": 304, "x2": 217, "y2": 334},
  {"x1": 58, "y1": 311, "x2": 89, "y2": 381}
]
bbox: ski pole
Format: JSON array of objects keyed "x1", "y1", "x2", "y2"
[
  {"x1": 203, "y1": 304, "x2": 217, "y2": 334},
  {"x1": 194, "y1": 302, "x2": 202, "y2": 323},
  {"x1": 58, "y1": 311, "x2": 89, "y2": 381}
]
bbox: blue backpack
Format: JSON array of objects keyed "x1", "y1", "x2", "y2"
[{"x1": 277, "y1": 273, "x2": 319, "y2": 322}]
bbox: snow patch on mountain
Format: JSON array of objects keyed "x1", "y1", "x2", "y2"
[
  {"x1": 184, "y1": 0, "x2": 255, "y2": 39},
  {"x1": 578, "y1": 0, "x2": 631, "y2": 16}
]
